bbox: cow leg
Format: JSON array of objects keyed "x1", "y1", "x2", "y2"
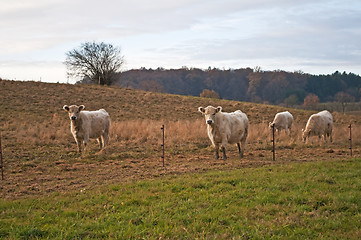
[
  {"x1": 214, "y1": 145, "x2": 220, "y2": 160},
  {"x1": 83, "y1": 136, "x2": 89, "y2": 152},
  {"x1": 83, "y1": 141, "x2": 88, "y2": 152},
  {"x1": 213, "y1": 143, "x2": 221, "y2": 159},
  {"x1": 238, "y1": 141, "x2": 246, "y2": 158},
  {"x1": 239, "y1": 138, "x2": 247, "y2": 158},
  {"x1": 102, "y1": 132, "x2": 109, "y2": 149},
  {"x1": 325, "y1": 133, "x2": 330, "y2": 143},
  {"x1": 318, "y1": 135, "x2": 323, "y2": 145},
  {"x1": 239, "y1": 128, "x2": 248, "y2": 158},
  {"x1": 97, "y1": 137, "x2": 103, "y2": 149},
  {"x1": 215, "y1": 148, "x2": 220, "y2": 160},
  {"x1": 222, "y1": 146, "x2": 227, "y2": 160},
  {"x1": 76, "y1": 140, "x2": 82, "y2": 153},
  {"x1": 237, "y1": 143, "x2": 242, "y2": 158},
  {"x1": 326, "y1": 133, "x2": 331, "y2": 143},
  {"x1": 73, "y1": 134, "x2": 82, "y2": 152}
]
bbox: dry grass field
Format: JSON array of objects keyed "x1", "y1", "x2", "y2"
[{"x1": 0, "y1": 79, "x2": 360, "y2": 199}]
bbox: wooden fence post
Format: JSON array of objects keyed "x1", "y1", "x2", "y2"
[
  {"x1": 348, "y1": 124, "x2": 352, "y2": 157},
  {"x1": 271, "y1": 125, "x2": 276, "y2": 161},
  {"x1": 0, "y1": 133, "x2": 4, "y2": 180},
  {"x1": 161, "y1": 125, "x2": 165, "y2": 167}
]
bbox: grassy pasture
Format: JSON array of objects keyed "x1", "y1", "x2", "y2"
[
  {"x1": 0, "y1": 79, "x2": 361, "y2": 238},
  {"x1": 1, "y1": 158, "x2": 361, "y2": 239}
]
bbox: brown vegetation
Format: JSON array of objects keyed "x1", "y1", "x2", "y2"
[
  {"x1": 303, "y1": 93, "x2": 320, "y2": 107},
  {"x1": 0, "y1": 80, "x2": 360, "y2": 199},
  {"x1": 200, "y1": 89, "x2": 220, "y2": 99}
]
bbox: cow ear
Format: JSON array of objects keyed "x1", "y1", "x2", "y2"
[
  {"x1": 216, "y1": 106, "x2": 222, "y2": 113},
  {"x1": 79, "y1": 105, "x2": 85, "y2": 111},
  {"x1": 198, "y1": 107, "x2": 205, "y2": 114},
  {"x1": 63, "y1": 105, "x2": 69, "y2": 112}
]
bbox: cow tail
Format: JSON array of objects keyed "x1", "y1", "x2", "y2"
[{"x1": 243, "y1": 123, "x2": 248, "y2": 139}]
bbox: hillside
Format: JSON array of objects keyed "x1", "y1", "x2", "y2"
[
  {"x1": 0, "y1": 80, "x2": 360, "y2": 199},
  {"x1": 1, "y1": 79, "x2": 358, "y2": 124}
]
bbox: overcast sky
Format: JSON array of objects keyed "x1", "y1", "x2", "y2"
[{"x1": 1, "y1": 0, "x2": 361, "y2": 83}]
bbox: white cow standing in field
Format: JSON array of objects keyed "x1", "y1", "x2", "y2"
[
  {"x1": 302, "y1": 110, "x2": 333, "y2": 143},
  {"x1": 63, "y1": 105, "x2": 111, "y2": 152},
  {"x1": 269, "y1": 111, "x2": 294, "y2": 135},
  {"x1": 198, "y1": 106, "x2": 248, "y2": 160}
]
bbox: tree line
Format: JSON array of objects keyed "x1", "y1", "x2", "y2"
[{"x1": 114, "y1": 68, "x2": 361, "y2": 106}]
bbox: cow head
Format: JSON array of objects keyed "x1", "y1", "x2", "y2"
[
  {"x1": 198, "y1": 106, "x2": 222, "y2": 125},
  {"x1": 63, "y1": 105, "x2": 85, "y2": 121}
]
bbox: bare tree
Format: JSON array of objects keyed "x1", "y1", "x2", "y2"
[
  {"x1": 253, "y1": 66, "x2": 262, "y2": 73},
  {"x1": 65, "y1": 42, "x2": 124, "y2": 85},
  {"x1": 334, "y1": 91, "x2": 355, "y2": 113}
]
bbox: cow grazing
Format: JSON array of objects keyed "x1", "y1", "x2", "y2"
[
  {"x1": 269, "y1": 111, "x2": 294, "y2": 135},
  {"x1": 198, "y1": 106, "x2": 248, "y2": 159},
  {"x1": 63, "y1": 105, "x2": 111, "y2": 152},
  {"x1": 302, "y1": 110, "x2": 333, "y2": 143}
]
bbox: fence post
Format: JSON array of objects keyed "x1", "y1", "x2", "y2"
[
  {"x1": 0, "y1": 133, "x2": 4, "y2": 180},
  {"x1": 161, "y1": 125, "x2": 165, "y2": 167},
  {"x1": 348, "y1": 124, "x2": 352, "y2": 157},
  {"x1": 271, "y1": 124, "x2": 276, "y2": 161}
]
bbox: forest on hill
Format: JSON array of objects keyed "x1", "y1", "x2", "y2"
[{"x1": 114, "y1": 68, "x2": 361, "y2": 106}]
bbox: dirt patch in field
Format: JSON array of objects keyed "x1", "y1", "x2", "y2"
[{"x1": 1, "y1": 141, "x2": 359, "y2": 200}]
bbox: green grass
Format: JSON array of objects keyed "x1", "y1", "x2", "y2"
[{"x1": 1, "y1": 158, "x2": 361, "y2": 239}]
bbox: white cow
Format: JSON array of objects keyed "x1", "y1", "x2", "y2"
[
  {"x1": 63, "y1": 105, "x2": 111, "y2": 152},
  {"x1": 302, "y1": 110, "x2": 333, "y2": 143},
  {"x1": 269, "y1": 111, "x2": 294, "y2": 135},
  {"x1": 198, "y1": 106, "x2": 248, "y2": 159}
]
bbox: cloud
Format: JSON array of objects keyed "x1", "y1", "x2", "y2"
[
  {"x1": 1, "y1": 0, "x2": 361, "y2": 82},
  {"x1": 139, "y1": 0, "x2": 361, "y2": 69}
]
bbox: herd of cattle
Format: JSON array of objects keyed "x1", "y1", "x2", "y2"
[
  {"x1": 63, "y1": 104, "x2": 334, "y2": 159},
  {"x1": 198, "y1": 106, "x2": 333, "y2": 159}
]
